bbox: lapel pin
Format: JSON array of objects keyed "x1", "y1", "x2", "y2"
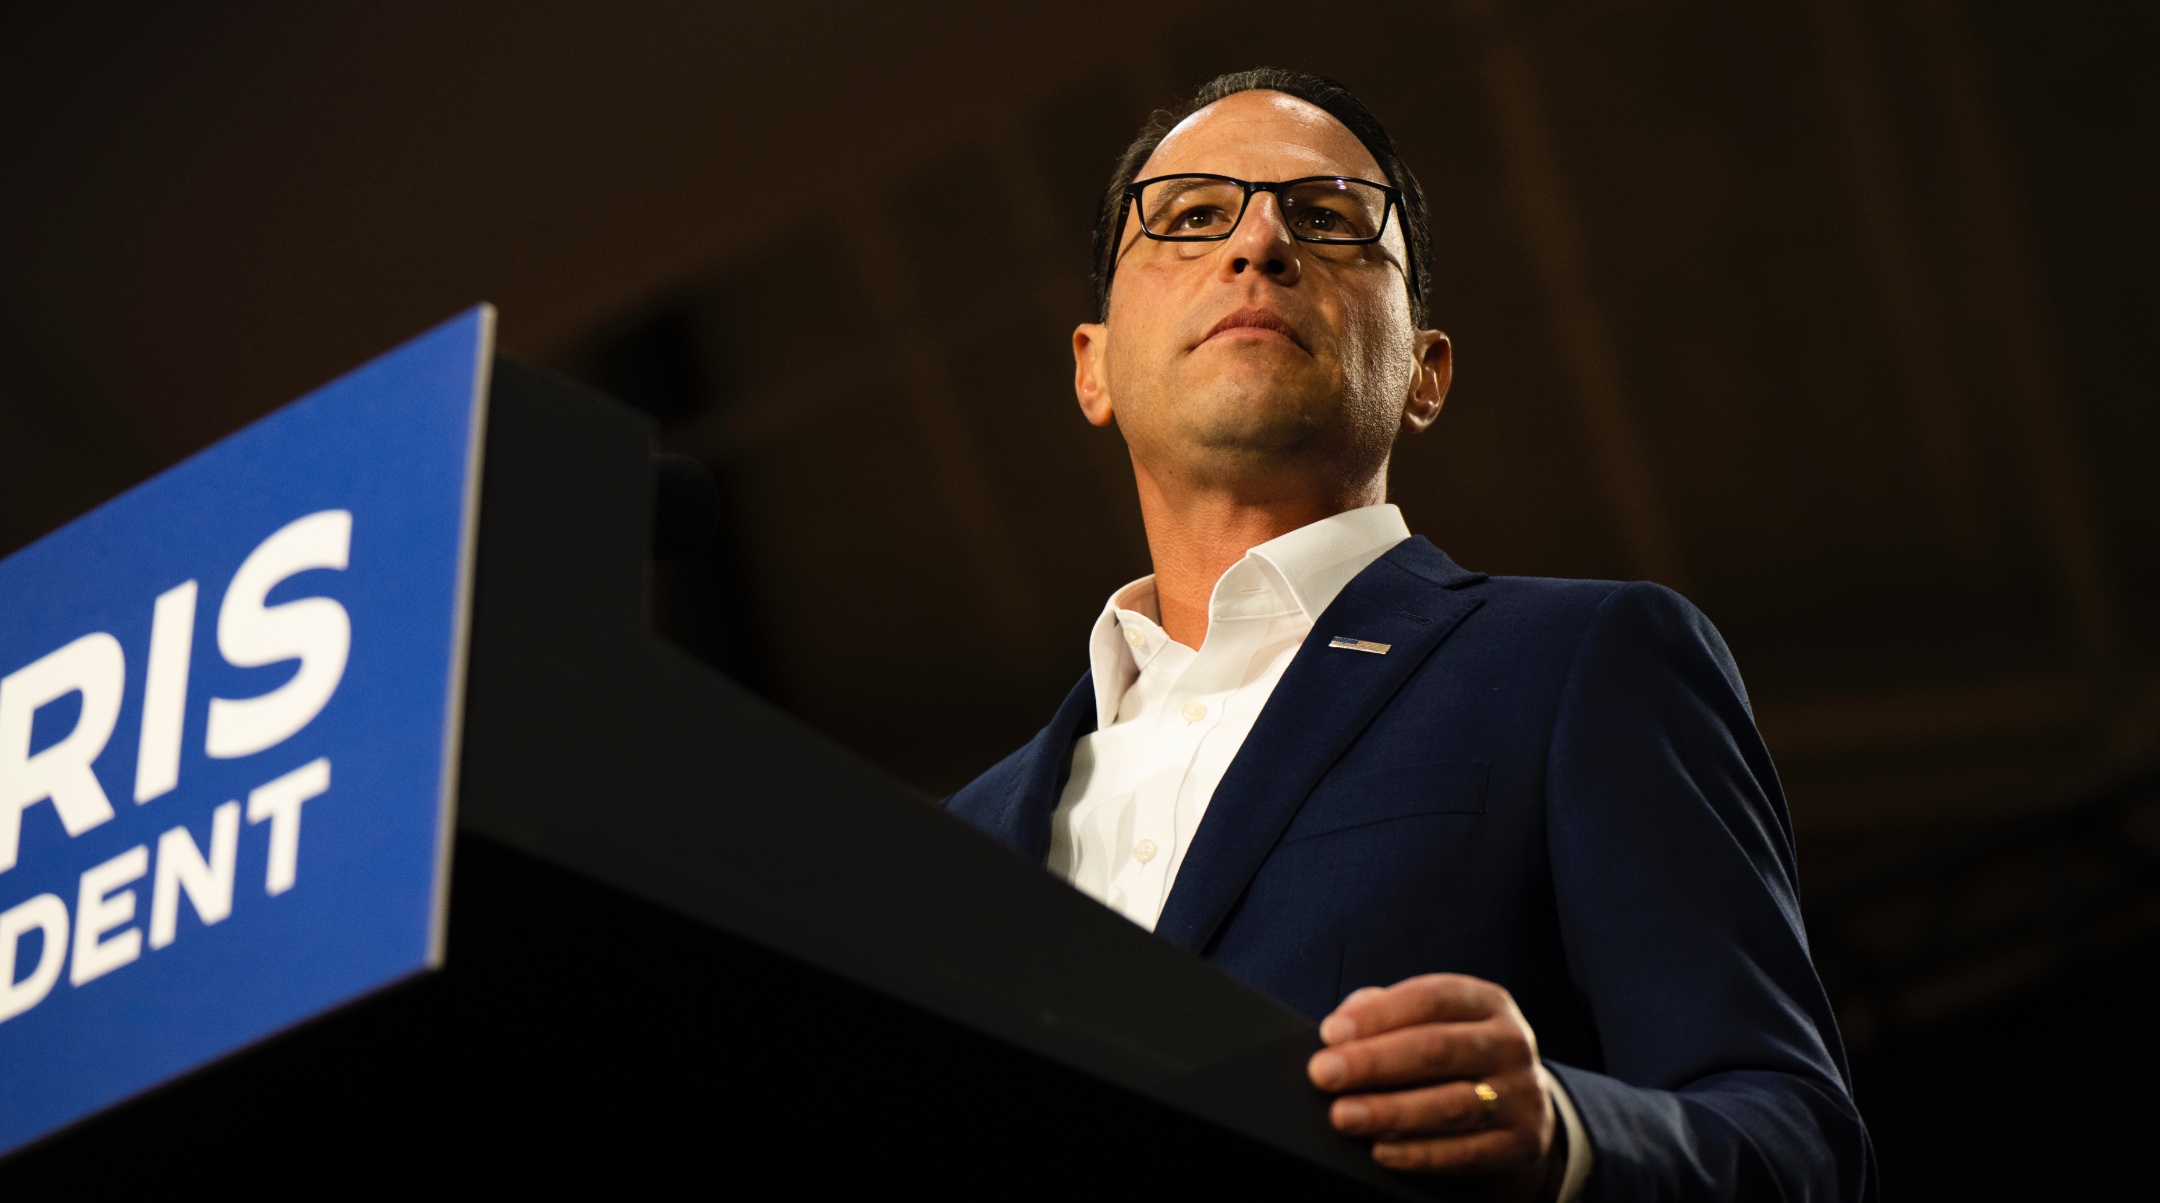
[{"x1": 1329, "y1": 636, "x2": 1392, "y2": 655}]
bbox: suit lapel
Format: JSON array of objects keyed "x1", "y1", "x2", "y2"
[
  {"x1": 998, "y1": 670, "x2": 1096, "y2": 862},
  {"x1": 1153, "y1": 538, "x2": 1487, "y2": 953}
]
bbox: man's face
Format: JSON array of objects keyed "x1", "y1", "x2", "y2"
[{"x1": 1075, "y1": 90, "x2": 1447, "y2": 500}]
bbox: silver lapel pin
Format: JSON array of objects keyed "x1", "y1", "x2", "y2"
[{"x1": 1328, "y1": 636, "x2": 1392, "y2": 655}]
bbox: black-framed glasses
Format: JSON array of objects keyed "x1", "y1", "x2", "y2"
[{"x1": 1109, "y1": 173, "x2": 1420, "y2": 303}]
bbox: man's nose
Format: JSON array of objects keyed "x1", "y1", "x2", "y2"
[{"x1": 1223, "y1": 192, "x2": 1301, "y2": 286}]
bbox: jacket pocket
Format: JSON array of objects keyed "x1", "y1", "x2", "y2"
[{"x1": 1279, "y1": 761, "x2": 1491, "y2": 844}]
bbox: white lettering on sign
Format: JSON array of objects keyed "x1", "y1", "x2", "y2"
[
  {"x1": 0, "y1": 633, "x2": 127, "y2": 874},
  {"x1": 0, "y1": 893, "x2": 67, "y2": 1022},
  {"x1": 206, "y1": 510, "x2": 352, "y2": 760},
  {"x1": 0, "y1": 758, "x2": 332, "y2": 1025},
  {"x1": 0, "y1": 508, "x2": 355, "y2": 1027},
  {"x1": 249, "y1": 759, "x2": 329, "y2": 897},
  {"x1": 149, "y1": 801, "x2": 239, "y2": 950},
  {"x1": 132, "y1": 580, "x2": 198, "y2": 805},
  {"x1": 71, "y1": 845, "x2": 147, "y2": 986}
]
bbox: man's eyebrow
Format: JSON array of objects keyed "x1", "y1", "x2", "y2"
[{"x1": 1139, "y1": 179, "x2": 1209, "y2": 221}]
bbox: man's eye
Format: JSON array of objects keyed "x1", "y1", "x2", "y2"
[
  {"x1": 1298, "y1": 208, "x2": 1343, "y2": 233},
  {"x1": 1178, "y1": 207, "x2": 1225, "y2": 230}
]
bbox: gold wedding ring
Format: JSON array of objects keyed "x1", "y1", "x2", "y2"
[{"x1": 1473, "y1": 1081, "x2": 1500, "y2": 1128}]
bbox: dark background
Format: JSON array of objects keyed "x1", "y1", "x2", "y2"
[{"x1": 1, "y1": 1, "x2": 2154, "y2": 1194}]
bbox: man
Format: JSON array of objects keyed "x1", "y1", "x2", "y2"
[{"x1": 945, "y1": 68, "x2": 1870, "y2": 1200}]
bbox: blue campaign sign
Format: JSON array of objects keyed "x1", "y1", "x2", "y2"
[{"x1": 0, "y1": 306, "x2": 493, "y2": 1154}]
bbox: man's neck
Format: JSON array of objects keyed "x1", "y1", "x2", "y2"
[{"x1": 1133, "y1": 461, "x2": 1385, "y2": 649}]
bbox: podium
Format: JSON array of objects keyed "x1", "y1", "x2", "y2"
[{"x1": 2, "y1": 353, "x2": 1441, "y2": 1197}]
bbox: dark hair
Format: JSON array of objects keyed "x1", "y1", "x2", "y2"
[{"x1": 1091, "y1": 68, "x2": 1431, "y2": 326}]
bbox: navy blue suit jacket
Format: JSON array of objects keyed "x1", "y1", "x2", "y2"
[{"x1": 946, "y1": 537, "x2": 1871, "y2": 1200}]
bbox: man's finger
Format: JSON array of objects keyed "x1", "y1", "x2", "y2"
[
  {"x1": 1320, "y1": 973, "x2": 1502, "y2": 1044},
  {"x1": 1309, "y1": 1018, "x2": 1526, "y2": 1092},
  {"x1": 1328, "y1": 1079, "x2": 1492, "y2": 1137},
  {"x1": 1371, "y1": 1128, "x2": 1538, "y2": 1176}
]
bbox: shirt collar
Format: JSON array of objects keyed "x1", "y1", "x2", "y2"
[
  {"x1": 1084, "y1": 504, "x2": 1411, "y2": 729},
  {"x1": 1243, "y1": 502, "x2": 1412, "y2": 623}
]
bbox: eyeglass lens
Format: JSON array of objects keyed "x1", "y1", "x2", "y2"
[{"x1": 1137, "y1": 177, "x2": 1390, "y2": 242}]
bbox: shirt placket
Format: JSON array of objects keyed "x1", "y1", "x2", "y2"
[{"x1": 1120, "y1": 688, "x2": 1233, "y2": 923}]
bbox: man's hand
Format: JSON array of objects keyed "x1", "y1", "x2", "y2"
[{"x1": 1307, "y1": 974, "x2": 1562, "y2": 1199}]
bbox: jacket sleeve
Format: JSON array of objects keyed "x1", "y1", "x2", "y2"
[{"x1": 1542, "y1": 582, "x2": 1874, "y2": 1201}]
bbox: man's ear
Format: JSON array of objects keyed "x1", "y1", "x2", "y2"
[
  {"x1": 1400, "y1": 329, "x2": 1452, "y2": 434},
  {"x1": 1074, "y1": 322, "x2": 1115, "y2": 427}
]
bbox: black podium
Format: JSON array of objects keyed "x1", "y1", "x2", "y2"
[{"x1": 3, "y1": 361, "x2": 1440, "y2": 1198}]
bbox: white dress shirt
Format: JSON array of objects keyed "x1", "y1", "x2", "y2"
[
  {"x1": 1047, "y1": 503, "x2": 1413, "y2": 927},
  {"x1": 1046, "y1": 504, "x2": 1593, "y2": 1201}
]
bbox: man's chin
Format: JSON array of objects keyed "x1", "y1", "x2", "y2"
[
  {"x1": 1177, "y1": 349, "x2": 1329, "y2": 404},
  {"x1": 1172, "y1": 401, "x2": 1331, "y2": 459}
]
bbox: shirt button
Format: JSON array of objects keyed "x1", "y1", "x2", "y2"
[
  {"x1": 1124, "y1": 627, "x2": 1147, "y2": 649},
  {"x1": 1180, "y1": 701, "x2": 1207, "y2": 723},
  {"x1": 1132, "y1": 839, "x2": 1158, "y2": 864}
]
